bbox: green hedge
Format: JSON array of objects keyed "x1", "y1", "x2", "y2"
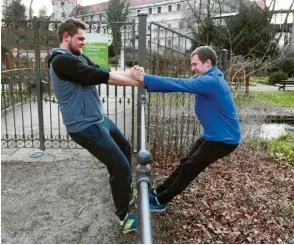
[{"x1": 268, "y1": 72, "x2": 288, "y2": 85}]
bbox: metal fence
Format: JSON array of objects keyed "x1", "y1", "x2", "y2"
[
  {"x1": 145, "y1": 22, "x2": 200, "y2": 163},
  {"x1": 1, "y1": 17, "x2": 228, "y2": 155},
  {"x1": 1, "y1": 18, "x2": 137, "y2": 150}
]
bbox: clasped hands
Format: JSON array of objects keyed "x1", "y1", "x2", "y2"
[{"x1": 130, "y1": 65, "x2": 145, "y2": 81}]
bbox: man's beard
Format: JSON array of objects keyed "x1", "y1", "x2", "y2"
[{"x1": 69, "y1": 42, "x2": 81, "y2": 55}]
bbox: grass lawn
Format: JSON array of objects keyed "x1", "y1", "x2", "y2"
[
  {"x1": 235, "y1": 91, "x2": 294, "y2": 108},
  {"x1": 266, "y1": 132, "x2": 294, "y2": 164},
  {"x1": 149, "y1": 91, "x2": 294, "y2": 108},
  {"x1": 250, "y1": 76, "x2": 267, "y2": 85}
]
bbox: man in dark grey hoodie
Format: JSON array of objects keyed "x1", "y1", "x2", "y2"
[{"x1": 48, "y1": 18, "x2": 143, "y2": 234}]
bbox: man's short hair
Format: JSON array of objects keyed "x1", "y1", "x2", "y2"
[
  {"x1": 190, "y1": 46, "x2": 217, "y2": 66},
  {"x1": 57, "y1": 18, "x2": 87, "y2": 43}
]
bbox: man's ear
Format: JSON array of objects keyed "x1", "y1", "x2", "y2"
[{"x1": 63, "y1": 32, "x2": 70, "y2": 42}]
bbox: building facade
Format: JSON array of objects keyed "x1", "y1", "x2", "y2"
[{"x1": 51, "y1": 0, "x2": 294, "y2": 51}]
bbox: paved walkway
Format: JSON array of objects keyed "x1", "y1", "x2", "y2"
[{"x1": 249, "y1": 83, "x2": 294, "y2": 91}]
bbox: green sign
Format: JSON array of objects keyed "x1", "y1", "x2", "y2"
[{"x1": 82, "y1": 42, "x2": 108, "y2": 70}]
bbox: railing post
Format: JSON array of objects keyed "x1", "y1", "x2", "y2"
[
  {"x1": 137, "y1": 12, "x2": 153, "y2": 244},
  {"x1": 34, "y1": 17, "x2": 45, "y2": 151},
  {"x1": 136, "y1": 95, "x2": 153, "y2": 244},
  {"x1": 137, "y1": 12, "x2": 148, "y2": 152}
]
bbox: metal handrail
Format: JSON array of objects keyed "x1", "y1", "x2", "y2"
[{"x1": 136, "y1": 94, "x2": 152, "y2": 244}]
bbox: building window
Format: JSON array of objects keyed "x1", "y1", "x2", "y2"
[
  {"x1": 149, "y1": 8, "x2": 152, "y2": 14},
  {"x1": 177, "y1": 4, "x2": 181, "y2": 10},
  {"x1": 137, "y1": 9, "x2": 141, "y2": 14},
  {"x1": 158, "y1": 7, "x2": 161, "y2": 13},
  {"x1": 148, "y1": 25, "x2": 150, "y2": 30},
  {"x1": 99, "y1": 14, "x2": 102, "y2": 20},
  {"x1": 168, "y1": 40, "x2": 172, "y2": 46},
  {"x1": 168, "y1": 24, "x2": 171, "y2": 28},
  {"x1": 168, "y1": 5, "x2": 172, "y2": 12}
]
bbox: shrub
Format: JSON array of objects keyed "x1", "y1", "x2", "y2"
[{"x1": 268, "y1": 71, "x2": 288, "y2": 85}]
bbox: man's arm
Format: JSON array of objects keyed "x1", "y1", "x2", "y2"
[
  {"x1": 111, "y1": 70, "x2": 133, "y2": 78},
  {"x1": 108, "y1": 73, "x2": 144, "y2": 87},
  {"x1": 129, "y1": 66, "x2": 216, "y2": 94},
  {"x1": 52, "y1": 54, "x2": 144, "y2": 87},
  {"x1": 143, "y1": 74, "x2": 217, "y2": 94},
  {"x1": 52, "y1": 53, "x2": 109, "y2": 85},
  {"x1": 83, "y1": 54, "x2": 138, "y2": 78},
  {"x1": 82, "y1": 55, "x2": 144, "y2": 87}
]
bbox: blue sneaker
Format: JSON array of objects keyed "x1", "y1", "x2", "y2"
[
  {"x1": 120, "y1": 213, "x2": 137, "y2": 234},
  {"x1": 129, "y1": 185, "x2": 137, "y2": 205},
  {"x1": 150, "y1": 196, "x2": 166, "y2": 212},
  {"x1": 149, "y1": 188, "x2": 158, "y2": 199}
]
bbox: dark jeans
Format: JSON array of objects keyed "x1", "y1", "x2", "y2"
[
  {"x1": 156, "y1": 137, "x2": 238, "y2": 204},
  {"x1": 69, "y1": 117, "x2": 132, "y2": 220}
]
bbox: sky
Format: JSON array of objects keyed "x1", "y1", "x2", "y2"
[
  {"x1": 21, "y1": 0, "x2": 109, "y2": 16},
  {"x1": 21, "y1": 0, "x2": 293, "y2": 16}
]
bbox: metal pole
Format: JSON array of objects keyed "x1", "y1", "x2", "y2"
[
  {"x1": 137, "y1": 12, "x2": 148, "y2": 152},
  {"x1": 136, "y1": 95, "x2": 152, "y2": 244},
  {"x1": 34, "y1": 17, "x2": 45, "y2": 151},
  {"x1": 137, "y1": 12, "x2": 152, "y2": 244}
]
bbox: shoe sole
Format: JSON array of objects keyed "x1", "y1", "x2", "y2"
[{"x1": 121, "y1": 228, "x2": 137, "y2": 234}]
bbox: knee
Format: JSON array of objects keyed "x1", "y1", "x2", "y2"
[{"x1": 114, "y1": 161, "x2": 131, "y2": 178}]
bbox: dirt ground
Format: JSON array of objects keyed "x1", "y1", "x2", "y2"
[
  {"x1": 1, "y1": 155, "x2": 144, "y2": 244},
  {"x1": 3, "y1": 144, "x2": 293, "y2": 244}
]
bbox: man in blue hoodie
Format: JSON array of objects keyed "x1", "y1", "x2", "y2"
[
  {"x1": 132, "y1": 46, "x2": 241, "y2": 212},
  {"x1": 48, "y1": 18, "x2": 144, "y2": 233}
]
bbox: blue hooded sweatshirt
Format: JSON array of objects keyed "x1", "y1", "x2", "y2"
[
  {"x1": 144, "y1": 66, "x2": 241, "y2": 144},
  {"x1": 48, "y1": 48, "x2": 109, "y2": 133}
]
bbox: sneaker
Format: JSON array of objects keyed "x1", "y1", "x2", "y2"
[
  {"x1": 149, "y1": 188, "x2": 158, "y2": 199},
  {"x1": 150, "y1": 196, "x2": 166, "y2": 213},
  {"x1": 120, "y1": 212, "x2": 137, "y2": 234},
  {"x1": 129, "y1": 184, "x2": 137, "y2": 205}
]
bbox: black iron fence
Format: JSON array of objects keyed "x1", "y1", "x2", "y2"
[
  {"x1": 1, "y1": 17, "x2": 229, "y2": 155},
  {"x1": 1, "y1": 18, "x2": 137, "y2": 150},
  {"x1": 145, "y1": 22, "x2": 200, "y2": 163}
]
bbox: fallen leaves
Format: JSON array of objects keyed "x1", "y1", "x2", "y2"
[{"x1": 152, "y1": 143, "x2": 294, "y2": 243}]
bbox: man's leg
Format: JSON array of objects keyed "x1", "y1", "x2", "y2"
[
  {"x1": 105, "y1": 117, "x2": 137, "y2": 204},
  {"x1": 155, "y1": 138, "x2": 205, "y2": 194},
  {"x1": 157, "y1": 140, "x2": 238, "y2": 205},
  {"x1": 106, "y1": 117, "x2": 132, "y2": 172},
  {"x1": 69, "y1": 123, "x2": 131, "y2": 221}
]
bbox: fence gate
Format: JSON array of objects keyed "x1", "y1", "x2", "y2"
[{"x1": 1, "y1": 18, "x2": 137, "y2": 150}]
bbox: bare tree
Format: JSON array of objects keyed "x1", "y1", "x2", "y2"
[
  {"x1": 29, "y1": 0, "x2": 33, "y2": 19},
  {"x1": 74, "y1": 0, "x2": 83, "y2": 17}
]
